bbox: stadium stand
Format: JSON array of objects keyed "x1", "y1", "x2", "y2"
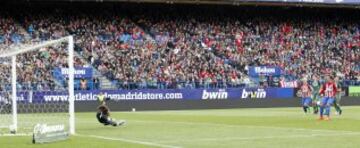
[{"x1": 0, "y1": 4, "x2": 359, "y2": 90}]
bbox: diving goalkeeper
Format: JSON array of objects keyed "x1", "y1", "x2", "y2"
[
  {"x1": 96, "y1": 105, "x2": 125, "y2": 126},
  {"x1": 96, "y1": 92, "x2": 125, "y2": 126}
]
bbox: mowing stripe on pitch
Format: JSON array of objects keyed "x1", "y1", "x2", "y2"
[
  {"x1": 76, "y1": 118, "x2": 360, "y2": 134},
  {"x1": 127, "y1": 119, "x2": 360, "y2": 134},
  {"x1": 162, "y1": 132, "x2": 360, "y2": 143},
  {"x1": 76, "y1": 134, "x2": 181, "y2": 148}
]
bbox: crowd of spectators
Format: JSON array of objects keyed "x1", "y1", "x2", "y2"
[
  {"x1": 0, "y1": 9, "x2": 85, "y2": 91},
  {"x1": 0, "y1": 4, "x2": 359, "y2": 91},
  {"x1": 132, "y1": 5, "x2": 359, "y2": 87},
  {"x1": 0, "y1": 13, "x2": 25, "y2": 51}
]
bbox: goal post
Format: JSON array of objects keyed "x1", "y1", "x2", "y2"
[
  {"x1": 11, "y1": 55, "x2": 17, "y2": 134},
  {"x1": 0, "y1": 36, "x2": 75, "y2": 135},
  {"x1": 68, "y1": 36, "x2": 75, "y2": 135}
]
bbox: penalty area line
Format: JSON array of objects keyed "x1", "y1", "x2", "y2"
[{"x1": 76, "y1": 134, "x2": 182, "y2": 148}]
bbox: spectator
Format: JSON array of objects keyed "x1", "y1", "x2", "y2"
[{"x1": 80, "y1": 78, "x2": 87, "y2": 90}]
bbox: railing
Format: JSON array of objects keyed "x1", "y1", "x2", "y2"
[
  {"x1": 342, "y1": 80, "x2": 360, "y2": 87},
  {"x1": 0, "y1": 80, "x2": 359, "y2": 91},
  {"x1": 0, "y1": 82, "x2": 62, "y2": 91},
  {"x1": 110, "y1": 81, "x2": 248, "y2": 90}
]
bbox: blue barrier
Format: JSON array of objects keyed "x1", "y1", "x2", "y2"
[{"x1": 1, "y1": 88, "x2": 294, "y2": 103}]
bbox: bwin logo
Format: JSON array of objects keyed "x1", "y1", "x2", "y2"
[
  {"x1": 202, "y1": 89, "x2": 228, "y2": 100},
  {"x1": 241, "y1": 89, "x2": 266, "y2": 99}
]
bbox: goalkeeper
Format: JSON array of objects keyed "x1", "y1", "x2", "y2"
[
  {"x1": 96, "y1": 92, "x2": 125, "y2": 126},
  {"x1": 96, "y1": 105, "x2": 125, "y2": 126}
]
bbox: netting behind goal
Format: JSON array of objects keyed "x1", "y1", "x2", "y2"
[{"x1": 0, "y1": 36, "x2": 75, "y2": 135}]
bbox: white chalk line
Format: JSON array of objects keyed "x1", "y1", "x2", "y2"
[
  {"x1": 75, "y1": 120, "x2": 360, "y2": 147},
  {"x1": 0, "y1": 133, "x2": 30, "y2": 137},
  {"x1": 76, "y1": 134, "x2": 182, "y2": 148},
  {"x1": 1, "y1": 132, "x2": 182, "y2": 148}
]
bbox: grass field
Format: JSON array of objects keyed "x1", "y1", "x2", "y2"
[{"x1": 1, "y1": 106, "x2": 360, "y2": 148}]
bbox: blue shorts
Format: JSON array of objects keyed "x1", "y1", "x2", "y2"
[
  {"x1": 321, "y1": 97, "x2": 335, "y2": 106},
  {"x1": 302, "y1": 97, "x2": 312, "y2": 106}
]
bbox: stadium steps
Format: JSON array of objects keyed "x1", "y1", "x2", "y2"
[
  {"x1": 72, "y1": 49, "x2": 116, "y2": 90},
  {"x1": 91, "y1": 67, "x2": 116, "y2": 90}
]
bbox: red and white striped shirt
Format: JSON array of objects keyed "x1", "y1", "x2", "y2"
[
  {"x1": 320, "y1": 82, "x2": 337, "y2": 98},
  {"x1": 301, "y1": 84, "x2": 312, "y2": 98}
]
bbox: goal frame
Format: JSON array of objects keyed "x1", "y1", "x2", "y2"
[{"x1": 0, "y1": 36, "x2": 75, "y2": 135}]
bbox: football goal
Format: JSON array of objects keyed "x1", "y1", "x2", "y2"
[{"x1": 0, "y1": 36, "x2": 75, "y2": 136}]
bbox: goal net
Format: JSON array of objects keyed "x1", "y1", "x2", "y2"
[{"x1": 0, "y1": 36, "x2": 75, "y2": 135}]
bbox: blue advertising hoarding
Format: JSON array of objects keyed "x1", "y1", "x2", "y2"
[
  {"x1": 0, "y1": 88, "x2": 294, "y2": 103},
  {"x1": 248, "y1": 66, "x2": 282, "y2": 77},
  {"x1": 53, "y1": 67, "x2": 93, "y2": 79}
]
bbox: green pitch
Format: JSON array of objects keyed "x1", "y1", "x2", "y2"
[{"x1": 2, "y1": 106, "x2": 360, "y2": 148}]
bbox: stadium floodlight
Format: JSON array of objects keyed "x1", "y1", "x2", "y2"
[{"x1": 0, "y1": 36, "x2": 75, "y2": 136}]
